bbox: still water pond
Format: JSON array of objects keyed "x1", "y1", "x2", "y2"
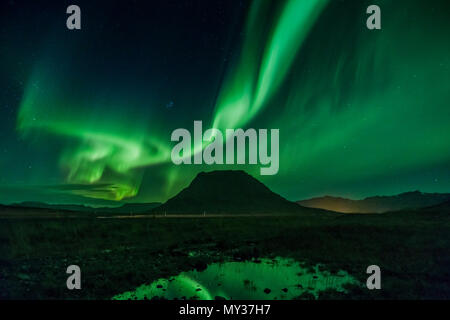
[{"x1": 113, "y1": 257, "x2": 358, "y2": 300}]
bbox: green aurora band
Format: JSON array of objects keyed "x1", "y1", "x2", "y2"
[
  {"x1": 212, "y1": 0, "x2": 328, "y2": 130},
  {"x1": 14, "y1": 0, "x2": 450, "y2": 203}
]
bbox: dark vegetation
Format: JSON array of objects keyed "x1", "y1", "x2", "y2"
[
  {"x1": 9, "y1": 202, "x2": 161, "y2": 215},
  {"x1": 1, "y1": 209, "x2": 449, "y2": 299}
]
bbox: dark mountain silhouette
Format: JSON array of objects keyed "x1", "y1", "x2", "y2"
[
  {"x1": 154, "y1": 170, "x2": 311, "y2": 214},
  {"x1": 423, "y1": 200, "x2": 450, "y2": 214},
  {"x1": 10, "y1": 202, "x2": 161, "y2": 215},
  {"x1": 108, "y1": 203, "x2": 162, "y2": 214},
  {"x1": 0, "y1": 204, "x2": 78, "y2": 218},
  {"x1": 15, "y1": 202, "x2": 97, "y2": 212},
  {"x1": 0, "y1": 201, "x2": 163, "y2": 218},
  {"x1": 297, "y1": 191, "x2": 450, "y2": 213}
]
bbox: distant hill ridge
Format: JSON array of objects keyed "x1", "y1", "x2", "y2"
[
  {"x1": 2, "y1": 171, "x2": 322, "y2": 216},
  {"x1": 423, "y1": 200, "x2": 450, "y2": 213},
  {"x1": 5, "y1": 173, "x2": 449, "y2": 216},
  {"x1": 297, "y1": 191, "x2": 450, "y2": 213},
  {"x1": 153, "y1": 170, "x2": 307, "y2": 214},
  {"x1": 13, "y1": 201, "x2": 161, "y2": 214}
]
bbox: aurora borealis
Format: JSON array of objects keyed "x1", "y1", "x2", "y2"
[{"x1": 0, "y1": 0, "x2": 449, "y2": 205}]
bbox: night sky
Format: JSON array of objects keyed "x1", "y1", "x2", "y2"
[{"x1": 0, "y1": 0, "x2": 449, "y2": 206}]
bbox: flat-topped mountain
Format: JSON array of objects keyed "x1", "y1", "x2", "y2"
[
  {"x1": 154, "y1": 170, "x2": 306, "y2": 214},
  {"x1": 297, "y1": 191, "x2": 450, "y2": 213}
]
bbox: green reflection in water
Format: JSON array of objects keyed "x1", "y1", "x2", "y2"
[{"x1": 112, "y1": 257, "x2": 359, "y2": 300}]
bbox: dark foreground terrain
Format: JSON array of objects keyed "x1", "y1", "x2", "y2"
[{"x1": 0, "y1": 209, "x2": 449, "y2": 300}]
